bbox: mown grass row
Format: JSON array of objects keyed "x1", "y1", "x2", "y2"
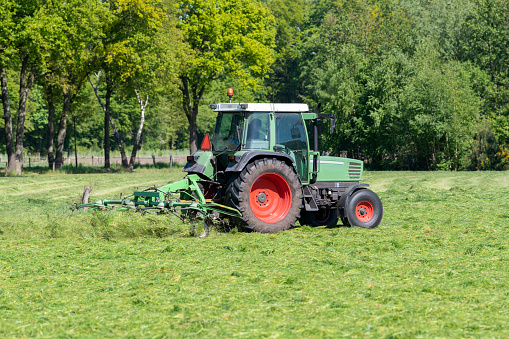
[{"x1": 0, "y1": 170, "x2": 508, "y2": 337}]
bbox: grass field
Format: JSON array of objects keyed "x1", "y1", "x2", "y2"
[{"x1": 0, "y1": 169, "x2": 508, "y2": 337}]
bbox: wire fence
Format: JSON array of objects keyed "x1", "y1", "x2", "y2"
[{"x1": 0, "y1": 152, "x2": 189, "y2": 169}]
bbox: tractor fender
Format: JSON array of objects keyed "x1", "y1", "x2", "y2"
[
  {"x1": 183, "y1": 151, "x2": 214, "y2": 180},
  {"x1": 225, "y1": 151, "x2": 295, "y2": 173},
  {"x1": 337, "y1": 183, "x2": 370, "y2": 213}
]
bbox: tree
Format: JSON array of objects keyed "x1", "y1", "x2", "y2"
[
  {"x1": 459, "y1": 0, "x2": 509, "y2": 146},
  {"x1": 400, "y1": 45, "x2": 481, "y2": 170},
  {"x1": 304, "y1": 1, "x2": 483, "y2": 170},
  {"x1": 88, "y1": 0, "x2": 180, "y2": 169},
  {"x1": 178, "y1": 0, "x2": 276, "y2": 153},
  {"x1": 304, "y1": 0, "x2": 416, "y2": 164},
  {"x1": 262, "y1": 0, "x2": 308, "y2": 102},
  {"x1": 0, "y1": 1, "x2": 63, "y2": 174},
  {"x1": 89, "y1": 0, "x2": 180, "y2": 170},
  {"x1": 470, "y1": 121, "x2": 501, "y2": 170},
  {"x1": 48, "y1": 0, "x2": 110, "y2": 169}
]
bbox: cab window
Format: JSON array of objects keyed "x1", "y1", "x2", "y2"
[{"x1": 244, "y1": 113, "x2": 270, "y2": 150}]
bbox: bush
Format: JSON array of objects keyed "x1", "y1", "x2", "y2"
[{"x1": 469, "y1": 123, "x2": 501, "y2": 170}]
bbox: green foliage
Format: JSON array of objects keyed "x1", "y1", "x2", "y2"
[
  {"x1": 102, "y1": 0, "x2": 179, "y2": 95},
  {"x1": 303, "y1": 0, "x2": 490, "y2": 170},
  {"x1": 2, "y1": 0, "x2": 509, "y2": 170},
  {"x1": 401, "y1": 0, "x2": 473, "y2": 59},
  {"x1": 177, "y1": 0, "x2": 276, "y2": 152},
  {"x1": 262, "y1": 0, "x2": 308, "y2": 102},
  {"x1": 178, "y1": 0, "x2": 275, "y2": 87},
  {"x1": 497, "y1": 146, "x2": 509, "y2": 169},
  {"x1": 459, "y1": 0, "x2": 509, "y2": 144},
  {"x1": 401, "y1": 44, "x2": 481, "y2": 170},
  {"x1": 469, "y1": 122, "x2": 502, "y2": 170},
  {"x1": 0, "y1": 170, "x2": 508, "y2": 336},
  {"x1": 49, "y1": 0, "x2": 111, "y2": 84}
]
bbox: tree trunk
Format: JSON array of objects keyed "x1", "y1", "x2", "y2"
[
  {"x1": 189, "y1": 104, "x2": 198, "y2": 154},
  {"x1": 180, "y1": 76, "x2": 206, "y2": 154},
  {"x1": 129, "y1": 90, "x2": 148, "y2": 171},
  {"x1": 14, "y1": 55, "x2": 36, "y2": 175},
  {"x1": 46, "y1": 86, "x2": 55, "y2": 169},
  {"x1": 1, "y1": 67, "x2": 16, "y2": 173},
  {"x1": 109, "y1": 115, "x2": 129, "y2": 168},
  {"x1": 89, "y1": 74, "x2": 128, "y2": 168},
  {"x1": 104, "y1": 76, "x2": 112, "y2": 169},
  {"x1": 55, "y1": 90, "x2": 71, "y2": 169}
]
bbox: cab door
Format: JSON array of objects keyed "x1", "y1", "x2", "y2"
[{"x1": 275, "y1": 113, "x2": 309, "y2": 183}]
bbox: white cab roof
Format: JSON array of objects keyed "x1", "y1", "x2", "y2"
[{"x1": 212, "y1": 103, "x2": 309, "y2": 112}]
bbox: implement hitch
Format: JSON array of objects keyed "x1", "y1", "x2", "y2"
[{"x1": 80, "y1": 174, "x2": 241, "y2": 237}]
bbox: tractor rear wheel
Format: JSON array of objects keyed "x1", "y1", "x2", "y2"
[
  {"x1": 226, "y1": 158, "x2": 302, "y2": 233},
  {"x1": 345, "y1": 189, "x2": 383, "y2": 229},
  {"x1": 300, "y1": 209, "x2": 339, "y2": 227}
]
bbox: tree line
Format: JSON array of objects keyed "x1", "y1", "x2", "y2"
[{"x1": 1, "y1": 0, "x2": 508, "y2": 174}]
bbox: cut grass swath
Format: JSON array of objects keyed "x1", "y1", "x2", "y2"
[{"x1": 0, "y1": 170, "x2": 508, "y2": 337}]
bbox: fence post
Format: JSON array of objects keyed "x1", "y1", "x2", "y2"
[
  {"x1": 170, "y1": 155, "x2": 173, "y2": 172},
  {"x1": 92, "y1": 156, "x2": 94, "y2": 166}
]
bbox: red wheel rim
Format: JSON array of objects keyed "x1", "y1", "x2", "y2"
[
  {"x1": 249, "y1": 172, "x2": 292, "y2": 223},
  {"x1": 355, "y1": 200, "x2": 374, "y2": 222}
]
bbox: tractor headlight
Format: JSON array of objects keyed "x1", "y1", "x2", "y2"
[{"x1": 228, "y1": 155, "x2": 241, "y2": 163}]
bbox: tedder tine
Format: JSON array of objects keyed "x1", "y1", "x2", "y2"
[{"x1": 74, "y1": 174, "x2": 241, "y2": 236}]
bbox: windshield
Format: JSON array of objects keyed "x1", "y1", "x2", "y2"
[{"x1": 212, "y1": 112, "x2": 244, "y2": 151}]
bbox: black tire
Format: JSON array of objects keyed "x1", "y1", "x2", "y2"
[
  {"x1": 345, "y1": 189, "x2": 383, "y2": 229},
  {"x1": 300, "y1": 209, "x2": 339, "y2": 227},
  {"x1": 340, "y1": 217, "x2": 351, "y2": 227},
  {"x1": 226, "y1": 158, "x2": 302, "y2": 233}
]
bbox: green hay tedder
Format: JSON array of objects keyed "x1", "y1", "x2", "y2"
[{"x1": 82, "y1": 89, "x2": 383, "y2": 236}]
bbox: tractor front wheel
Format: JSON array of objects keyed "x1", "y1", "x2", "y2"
[
  {"x1": 345, "y1": 189, "x2": 383, "y2": 229},
  {"x1": 227, "y1": 158, "x2": 302, "y2": 233}
]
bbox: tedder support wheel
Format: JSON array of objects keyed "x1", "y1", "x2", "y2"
[
  {"x1": 300, "y1": 209, "x2": 339, "y2": 227},
  {"x1": 346, "y1": 189, "x2": 383, "y2": 229},
  {"x1": 227, "y1": 158, "x2": 302, "y2": 233}
]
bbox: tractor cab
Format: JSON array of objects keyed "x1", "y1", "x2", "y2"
[{"x1": 205, "y1": 102, "x2": 311, "y2": 182}]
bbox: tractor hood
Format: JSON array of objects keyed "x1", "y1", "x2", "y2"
[{"x1": 316, "y1": 156, "x2": 363, "y2": 181}]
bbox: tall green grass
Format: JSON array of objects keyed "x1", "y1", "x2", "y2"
[{"x1": 0, "y1": 170, "x2": 508, "y2": 337}]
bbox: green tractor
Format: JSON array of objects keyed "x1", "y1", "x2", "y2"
[{"x1": 82, "y1": 90, "x2": 383, "y2": 235}]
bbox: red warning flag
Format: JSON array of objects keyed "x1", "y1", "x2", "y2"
[{"x1": 200, "y1": 133, "x2": 211, "y2": 151}]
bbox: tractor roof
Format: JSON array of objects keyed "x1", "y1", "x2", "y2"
[{"x1": 210, "y1": 103, "x2": 309, "y2": 113}]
